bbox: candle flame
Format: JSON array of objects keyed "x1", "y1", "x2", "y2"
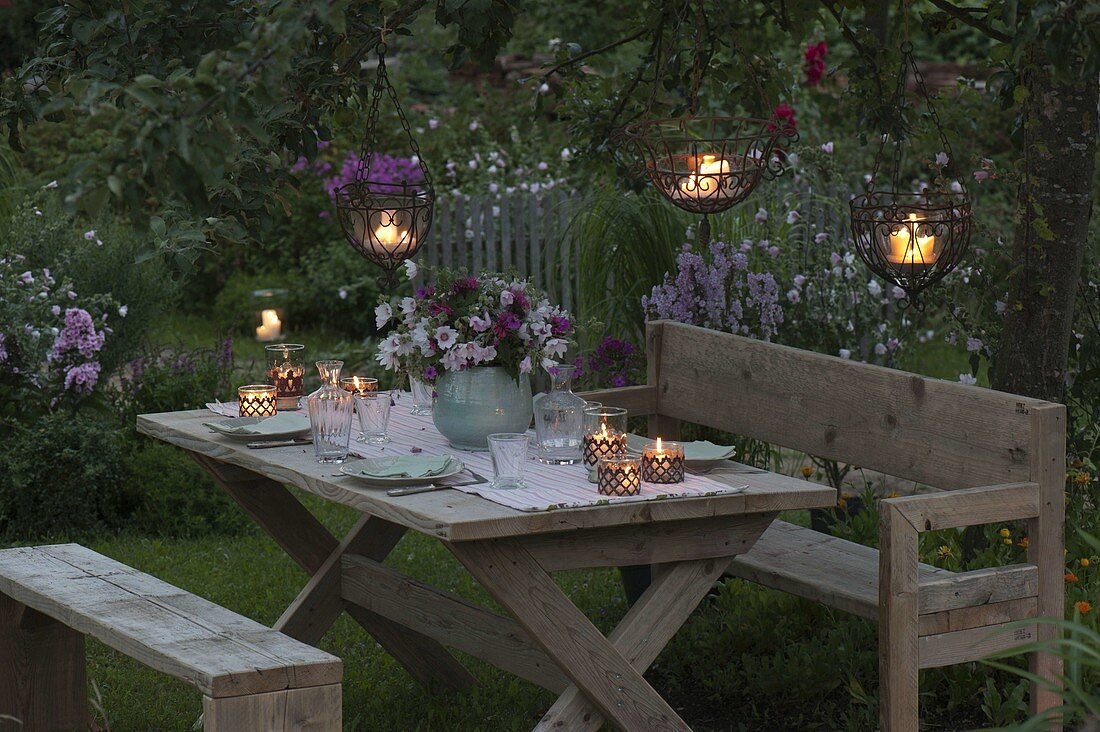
[
  {"x1": 353, "y1": 376, "x2": 361, "y2": 391},
  {"x1": 656, "y1": 437, "x2": 662, "y2": 452}
]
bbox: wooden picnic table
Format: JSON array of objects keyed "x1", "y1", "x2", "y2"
[{"x1": 138, "y1": 406, "x2": 834, "y2": 731}]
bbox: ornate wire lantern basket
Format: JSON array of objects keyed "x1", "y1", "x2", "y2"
[
  {"x1": 617, "y1": 115, "x2": 797, "y2": 217},
  {"x1": 334, "y1": 42, "x2": 434, "y2": 287},
  {"x1": 849, "y1": 42, "x2": 972, "y2": 307}
]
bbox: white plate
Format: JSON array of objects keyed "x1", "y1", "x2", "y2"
[
  {"x1": 339, "y1": 456, "x2": 466, "y2": 487},
  {"x1": 204, "y1": 413, "x2": 311, "y2": 442},
  {"x1": 624, "y1": 433, "x2": 737, "y2": 466}
]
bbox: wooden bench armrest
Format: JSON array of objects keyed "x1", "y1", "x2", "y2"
[
  {"x1": 576, "y1": 385, "x2": 657, "y2": 416},
  {"x1": 882, "y1": 482, "x2": 1040, "y2": 533}
]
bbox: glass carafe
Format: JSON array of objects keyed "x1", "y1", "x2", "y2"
[
  {"x1": 533, "y1": 367, "x2": 587, "y2": 464},
  {"x1": 307, "y1": 360, "x2": 354, "y2": 463}
]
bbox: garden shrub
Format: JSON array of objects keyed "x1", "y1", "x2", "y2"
[{"x1": 0, "y1": 411, "x2": 134, "y2": 540}]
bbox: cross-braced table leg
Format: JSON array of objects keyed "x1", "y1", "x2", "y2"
[
  {"x1": 449, "y1": 538, "x2": 729, "y2": 731},
  {"x1": 189, "y1": 452, "x2": 476, "y2": 693}
]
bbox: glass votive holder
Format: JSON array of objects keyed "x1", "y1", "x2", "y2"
[
  {"x1": 582, "y1": 406, "x2": 628, "y2": 467},
  {"x1": 238, "y1": 384, "x2": 277, "y2": 417},
  {"x1": 353, "y1": 391, "x2": 393, "y2": 444},
  {"x1": 265, "y1": 343, "x2": 306, "y2": 411},
  {"x1": 341, "y1": 376, "x2": 379, "y2": 395},
  {"x1": 641, "y1": 439, "x2": 685, "y2": 484},
  {"x1": 597, "y1": 455, "x2": 642, "y2": 497}
]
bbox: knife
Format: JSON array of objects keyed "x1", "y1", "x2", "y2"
[
  {"x1": 387, "y1": 469, "x2": 489, "y2": 496},
  {"x1": 246, "y1": 438, "x2": 312, "y2": 449}
]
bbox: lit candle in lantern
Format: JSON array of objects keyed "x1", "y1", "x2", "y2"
[
  {"x1": 341, "y1": 376, "x2": 379, "y2": 395},
  {"x1": 887, "y1": 213, "x2": 937, "y2": 266},
  {"x1": 256, "y1": 309, "x2": 282, "y2": 342},
  {"x1": 597, "y1": 455, "x2": 642, "y2": 496},
  {"x1": 641, "y1": 438, "x2": 685, "y2": 484},
  {"x1": 265, "y1": 343, "x2": 305, "y2": 411},
  {"x1": 679, "y1": 154, "x2": 731, "y2": 200},
  {"x1": 583, "y1": 421, "x2": 627, "y2": 467},
  {"x1": 365, "y1": 211, "x2": 414, "y2": 255},
  {"x1": 237, "y1": 384, "x2": 278, "y2": 418}
]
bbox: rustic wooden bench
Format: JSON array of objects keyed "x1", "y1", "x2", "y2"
[
  {"x1": 588, "y1": 320, "x2": 1066, "y2": 731},
  {"x1": 0, "y1": 544, "x2": 343, "y2": 731}
]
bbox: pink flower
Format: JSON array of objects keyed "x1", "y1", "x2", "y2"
[
  {"x1": 803, "y1": 42, "x2": 827, "y2": 86},
  {"x1": 935, "y1": 152, "x2": 949, "y2": 167},
  {"x1": 519, "y1": 355, "x2": 532, "y2": 374},
  {"x1": 469, "y1": 313, "x2": 492, "y2": 333},
  {"x1": 973, "y1": 170, "x2": 990, "y2": 182},
  {"x1": 820, "y1": 141, "x2": 834, "y2": 154}
]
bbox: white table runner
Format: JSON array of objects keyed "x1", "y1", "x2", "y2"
[{"x1": 342, "y1": 392, "x2": 747, "y2": 512}]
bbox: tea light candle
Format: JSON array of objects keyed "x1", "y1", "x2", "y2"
[
  {"x1": 887, "y1": 213, "x2": 937, "y2": 267},
  {"x1": 583, "y1": 422, "x2": 627, "y2": 467},
  {"x1": 597, "y1": 456, "x2": 642, "y2": 496},
  {"x1": 641, "y1": 438, "x2": 685, "y2": 484},
  {"x1": 341, "y1": 376, "x2": 379, "y2": 395},
  {"x1": 238, "y1": 384, "x2": 277, "y2": 417}
]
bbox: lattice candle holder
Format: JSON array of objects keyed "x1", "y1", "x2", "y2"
[
  {"x1": 641, "y1": 439, "x2": 685, "y2": 484},
  {"x1": 238, "y1": 384, "x2": 277, "y2": 418},
  {"x1": 582, "y1": 406, "x2": 628, "y2": 467},
  {"x1": 265, "y1": 343, "x2": 305, "y2": 411},
  {"x1": 597, "y1": 456, "x2": 642, "y2": 497}
]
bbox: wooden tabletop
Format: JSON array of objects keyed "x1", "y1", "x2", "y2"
[{"x1": 138, "y1": 410, "x2": 835, "y2": 542}]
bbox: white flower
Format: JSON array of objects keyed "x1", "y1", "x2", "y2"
[
  {"x1": 83, "y1": 230, "x2": 96, "y2": 241},
  {"x1": 519, "y1": 355, "x2": 532, "y2": 374},
  {"x1": 958, "y1": 373, "x2": 977, "y2": 385},
  {"x1": 469, "y1": 313, "x2": 492, "y2": 333},
  {"x1": 995, "y1": 300, "x2": 1006, "y2": 315},
  {"x1": 489, "y1": 182, "x2": 499, "y2": 194},
  {"x1": 755, "y1": 208, "x2": 768, "y2": 224},
  {"x1": 376, "y1": 334, "x2": 402, "y2": 370},
  {"x1": 338, "y1": 287, "x2": 348, "y2": 300},
  {"x1": 537, "y1": 161, "x2": 548, "y2": 171},
  {"x1": 892, "y1": 286, "x2": 906, "y2": 300},
  {"x1": 966, "y1": 337, "x2": 983, "y2": 352},
  {"x1": 434, "y1": 326, "x2": 459, "y2": 349},
  {"x1": 786, "y1": 210, "x2": 801, "y2": 224},
  {"x1": 530, "y1": 182, "x2": 540, "y2": 194},
  {"x1": 403, "y1": 260, "x2": 418, "y2": 280},
  {"x1": 500, "y1": 290, "x2": 514, "y2": 306},
  {"x1": 374, "y1": 302, "x2": 393, "y2": 329},
  {"x1": 428, "y1": 118, "x2": 439, "y2": 130},
  {"x1": 468, "y1": 160, "x2": 478, "y2": 170},
  {"x1": 544, "y1": 338, "x2": 568, "y2": 359},
  {"x1": 538, "y1": 82, "x2": 550, "y2": 94},
  {"x1": 867, "y1": 279, "x2": 882, "y2": 297},
  {"x1": 935, "y1": 151, "x2": 949, "y2": 167},
  {"x1": 118, "y1": 305, "x2": 128, "y2": 318},
  {"x1": 813, "y1": 232, "x2": 828, "y2": 244},
  {"x1": 487, "y1": 164, "x2": 498, "y2": 174},
  {"x1": 469, "y1": 120, "x2": 479, "y2": 132},
  {"x1": 838, "y1": 348, "x2": 851, "y2": 360},
  {"x1": 874, "y1": 342, "x2": 887, "y2": 356},
  {"x1": 560, "y1": 147, "x2": 572, "y2": 161},
  {"x1": 45, "y1": 180, "x2": 58, "y2": 189},
  {"x1": 820, "y1": 141, "x2": 834, "y2": 154}
]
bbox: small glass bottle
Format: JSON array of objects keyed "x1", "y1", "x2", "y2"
[
  {"x1": 307, "y1": 360, "x2": 354, "y2": 463},
  {"x1": 533, "y1": 366, "x2": 588, "y2": 465}
]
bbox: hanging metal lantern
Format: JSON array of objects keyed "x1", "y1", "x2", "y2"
[
  {"x1": 617, "y1": 114, "x2": 797, "y2": 217},
  {"x1": 334, "y1": 41, "x2": 434, "y2": 287},
  {"x1": 849, "y1": 43, "x2": 972, "y2": 307}
]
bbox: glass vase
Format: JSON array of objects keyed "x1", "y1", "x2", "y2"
[
  {"x1": 533, "y1": 367, "x2": 587, "y2": 465},
  {"x1": 307, "y1": 360, "x2": 354, "y2": 463},
  {"x1": 409, "y1": 374, "x2": 434, "y2": 416}
]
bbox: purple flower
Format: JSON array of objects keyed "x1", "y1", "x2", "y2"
[
  {"x1": 51, "y1": 308, "x2": 105, "y2": 361},
  {"x1": 966, "y1": 337, "x2": 983, "y2": 352},
  {"x1": 423, "y1": 365, "x2": 438, "y2": 380},
  {"x1": 550, "y1": 315, "x2": 571, "y2": 335},
  {"x1": 0, "y1": 333, "x2": 7, "y2": 364},
  {"x1": 63, "y1": 361, "x2": 101, "y2": 394},
  {"x1": 496, "y1": 312, "x2": 521, "y2": 332},
  {"x1": 415, "y1": 286, "x2": 435, "y2": 300},
  {"x1": 452, "y1": 276, "x2": 480, "y2": 293}
]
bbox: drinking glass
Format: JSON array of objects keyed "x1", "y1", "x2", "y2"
[
  {"x1": 487, "y1": 433, "x2": 531, "y2": 489},
  {"x1": 409, "y1": 375, "x2": 434, "y2": 416},
  {"x1": 354, "y1": 391, "x2": 393, "y2": 444}
]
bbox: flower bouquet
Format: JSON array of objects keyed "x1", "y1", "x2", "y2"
[{"x1": 374, "y1": 269, "x2": 576, "y2": 450}]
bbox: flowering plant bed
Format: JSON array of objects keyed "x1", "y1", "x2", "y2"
[{"x1": 374, "y1": 268, "x2": 575, "y2": 384}]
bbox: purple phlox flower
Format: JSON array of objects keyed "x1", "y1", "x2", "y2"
[
  {"x1": 63, "y1": 361, "x2": 101, "y2": 394},
  {"x1": 966, "y1": 337, "x2": 983, "y2": 352},
  {"x1": 50, "y1": 308, "x2": 105, "y2": 361}
]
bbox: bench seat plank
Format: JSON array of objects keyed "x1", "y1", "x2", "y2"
[
  {"x1": 726, "y1": 521, "x2": 1038, "y2": 619},
  {"x1": 0, "y1": 544, "x2": 342, "y2": 699}
]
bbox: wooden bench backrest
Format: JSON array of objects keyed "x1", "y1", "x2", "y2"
[{"x1": 648, "y1": 320, "x2": 1060, "y2": 490}]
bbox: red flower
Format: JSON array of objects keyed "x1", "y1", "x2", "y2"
[
  {"x1": 769, "y1": 103, "x2": 797, "y2": 133},
  {"x1": 803, "y1": 42, "x2": 828, "y2": 86}
]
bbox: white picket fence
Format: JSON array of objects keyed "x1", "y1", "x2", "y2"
[{"x1": 415, "y1": 189, "x2": 583, "y2": 315}]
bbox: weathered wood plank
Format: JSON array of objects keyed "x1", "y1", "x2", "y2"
[
  {"x1": 891, "y1": 482, "x2": 1039, "y2": 532},
  {"x1": 653, "y1": 320, "x2": 1045, "y2": 490},
  {"x1": 918, "y1": 565, "x2": 1038, "y2": 614},
  {"x1": 203, "y1": 683, "x2": 342, "y2": 732},
  {"x1": 519, "y1": 512, "x2": 773, "y2": 571},
  {"x1": 0, "y1": 545, "x2": 342, "y2": 699},
  {"x1": 137, "y1": 412, "x2": 833, "y2": 541},
  {"x1": 529, "y1": 194, "x2": 542, "y2": 289},
  {"x1": 449, "y1": 539, "x2": 690, "y2": 731},
  {"x1": 918, "y1": 597, "x2": 1037, "y2": 636},
  {"x1": 535, "y1": 557, "x2": 734, "y2": 731},
  {"x1": 576, "y1": 385, "x2": 657, "y2": 416},
  {"x1": 341, "y1": 553, "x2": 568, "y2": 694},
  {"x1": 514, "y1": 194, "x2": 527, "y2": 276},
  {"x1": 486, "y1": 197, "x2": 498, "y2": 272},
  {"x1": 918, "y1": 623, "x2": 1038, "y2": 669},
  {"x1": 1028, "y1": 403, "x2": 1067, "y2": 719},
  {"x1": 500, "y1": 194, "x2": 512, "y2": 272},
  {"x1": 471, "y1": 197, "x2": 484, "y2": 273},
  {"x1": 0, "y1": 592, "x2": 87, "y2": 732},
  {"x1": 879, "y1": 503, "x2": 920, "y2": 731},
  {"x1": 646, "y1": 322, "x2": 683, "y2": 440},
  {"x1": 440, "y1": 196, "x2": 453, "y2": 269},
  {"x1": 454, "y1": 196, "x2": 468, "y2": 269}
]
